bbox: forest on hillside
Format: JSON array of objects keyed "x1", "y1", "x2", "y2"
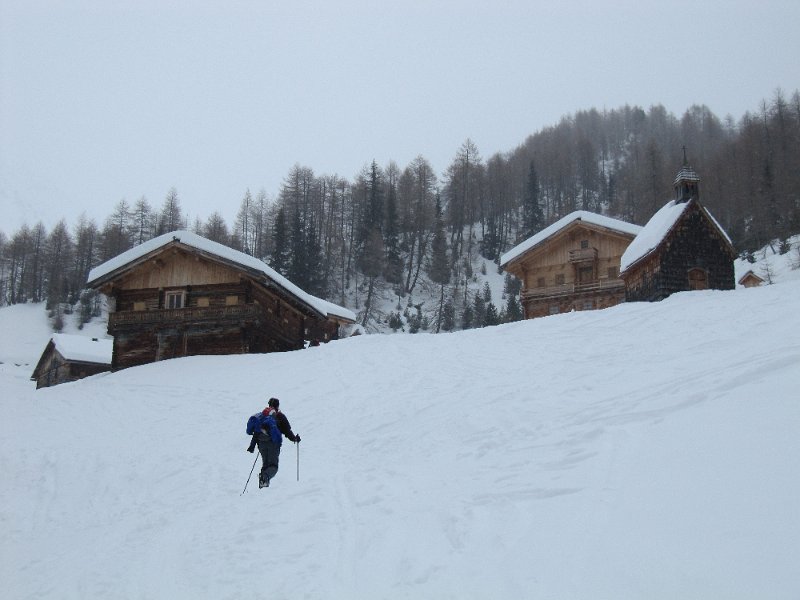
[{"x1": 1, "y1": 89, "x2": 798, "y2": 331}]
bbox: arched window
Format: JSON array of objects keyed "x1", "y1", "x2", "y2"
[{"x1": 688, "y1": 268, "x2": 708, "y2": 290}]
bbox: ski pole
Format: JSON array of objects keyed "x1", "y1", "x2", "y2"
[
  {"x1": 296, "y1": 440, "x2": 300, "y2": 482},
  {"x1": 241, "y1": 453, "x2": 259, "y2": 495}
]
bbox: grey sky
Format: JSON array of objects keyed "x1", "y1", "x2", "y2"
[{"x1": 1, "y1": 0, "x2": 798, "y2": 236}]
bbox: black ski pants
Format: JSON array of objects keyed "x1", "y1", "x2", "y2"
[{"x1": 256, "y1": 435, "x2": 282, "y2": 484}]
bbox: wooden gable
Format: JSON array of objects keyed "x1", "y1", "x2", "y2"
[
  {"x1": 502, "y1": 214, "x2": 640, "y2": 319},
  {"x1": 110, "y1": 246, "x2": 242, "y2": 291},
  {"x1": 506, "y1": 220, "x2": 636, "y2": 289}
]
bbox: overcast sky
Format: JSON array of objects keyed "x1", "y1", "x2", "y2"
[{"x1": 1, "y1": 0, "x2": 798, "y2": 237}]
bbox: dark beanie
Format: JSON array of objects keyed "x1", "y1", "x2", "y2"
[{"x1": 268, "y1": 397, "x2": 280, "y2": 408}]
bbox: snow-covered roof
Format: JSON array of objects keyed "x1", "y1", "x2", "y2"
[
  {"x1": 620, "y1": 199, "x2": 733, "y2": 274},
  {"x1": 87, "y1": 230, "x2": 356, "y2": 323},
  {"x1": 500, "y1": 211, "x2": 643, "y2": 268},
  {"x1": 51, "y1": 334, "x2": 113, "y2": 364},
  {"x1": 620, "y1": 201, "x2": 690, "y2": 273}
]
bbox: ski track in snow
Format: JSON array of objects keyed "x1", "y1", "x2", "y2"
[{"x1": 2, "y1": 278, "x2": 800, "y2": 598}]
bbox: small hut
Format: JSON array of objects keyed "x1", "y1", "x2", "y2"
[
  {"x1": 738, "y1": 270, "x2": 765, "y2": 288},
  {"x1": 31, "y1": 334, "x2": 113, "y2": 389},
  {"x1": 620, "y1": 159, "x2": 735, "y2": 302}
]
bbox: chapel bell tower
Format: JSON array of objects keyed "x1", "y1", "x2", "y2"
[{"x1": 673, "y1": 146, "x2": 700, "y2": 204}]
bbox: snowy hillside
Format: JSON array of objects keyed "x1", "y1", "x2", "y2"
[{"x1": 2, "y1": 272, "x2": 800, "y2": 598}]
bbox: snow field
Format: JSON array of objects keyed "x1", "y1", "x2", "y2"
[{"x1": 1, "y1": 276, "x2": 800, "y2": 598}]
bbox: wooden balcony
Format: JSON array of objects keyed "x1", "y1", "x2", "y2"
[
  {"x1": 522, "y1": 278, "x2": 624, "y2": 300},
  {"x1": 568, "y1": 247, "x2": 598, "y2": 263},
  {"x1": 109, "y1": 304, "x2": 261, "y2": 329}
]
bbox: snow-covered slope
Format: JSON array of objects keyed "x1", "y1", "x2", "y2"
[
  {"x1": 2, "y1": 274, "x2": 799, "y2": 599},
  {"x1": 1, "y1": 240, "x2": 799, "y2": 598}
]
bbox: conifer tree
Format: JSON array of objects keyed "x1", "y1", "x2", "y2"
[
  {"x1": 288, "y1": 204, "x2": 307, "y2": 287},
  {"x1": 522, "y1": 160, "x2": 544, "y2": 240},
  {"x1": 359, "y1": 227, "x2": 384, "y2": 327},
  {"x1": 305, "y1": 215, "x2": 326, "y2": 297},
  {"x1": 482, "y1": 281, "x2": 492, "y2": 303},
  {"x1": 270, "y1": 206, "x2": 290, "y2": 276},
  {"x1": 484, "y1": 301, "x2": 500, "y2": 326},
  {"x1": 472, "y1": 290, "x2": 486, "y2": 328},
  {"x1": 428, "y1": 196, "x2": 450, "y2": 332},
  {"x1": 504, "y1": 293, "x2": 523, "y2": 322},
  {"x1": 441, "y1": 297, "x2": 455, "y2": 331},
  {"x1": 383, "y1": 173, "x2": 403, "y2": 287}
]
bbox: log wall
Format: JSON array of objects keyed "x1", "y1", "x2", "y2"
[{"x1": 34, "y1": 350, "x2": 110, "y2": 389}]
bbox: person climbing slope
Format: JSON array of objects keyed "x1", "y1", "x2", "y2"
[{"x1": 246, "y1": 397, "x2": 301, "y2": 488}]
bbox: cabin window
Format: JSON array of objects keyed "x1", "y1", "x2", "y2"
[
  {"x1": 133, "y1": 301, "x2": 146, "y2": 311},
  {"x1": 582, "y1": 300, "x2": 594, "y2": 310},
  {"x1": 549, "y1": 305, "x2": 560, "y2": 315},
  {"x1": 580, "y1": 239, "x2": 589, "y2": 249},
  {"x1": 688, "y1": 268, "x2": 708, "y2": 291},
  {"x1": 537, "y1": 277, "x2": 546, "y2": 288},
  {"x1": 608, "y1": 266, "x2": 618, "y2": 279},
  {"x1": 225, "y1": 295, "x2": 239, "y2": 306},
  {"x1": 197, "y1": 297, "x2": 210, "y2": 308},
  {"x1": 165, "y1": 291, "x2": 184, "y2": 309},
  {"x1": 555, "y1": 273, "x2": 565, "y2": 285}
]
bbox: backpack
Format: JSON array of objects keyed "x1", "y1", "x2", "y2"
[{"x1": 246, "y1": 410, "x2": 282, "y2": 446}]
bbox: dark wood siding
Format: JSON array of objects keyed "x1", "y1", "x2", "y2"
[
  {"x1": 108, "y1": 280, "x2": 317, "y2": 370},
  {"x1": 625, "y1": 201, "x2": 735, "y2": 302},
  {"x1": 95, "y1": 243, "x2": 352, "y2": 371},
  {"x1": 34, "y1": 348, "x2": 110, "y2": 389}
]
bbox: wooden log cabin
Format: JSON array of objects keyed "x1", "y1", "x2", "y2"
[
  {"x1": 31, "y1": 334, "x2": 113, "y2": 389},
  {"x1": 500, "y1": 212, "x2": 642, "y2": 319},
  {"x1": 86, "y1": 231, "x2": 356, "y2": 371},
  {"x1": 620, "y1": 161, "x2": 735, "y2": 301}
]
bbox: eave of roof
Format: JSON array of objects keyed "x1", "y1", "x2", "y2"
[
  {"x1": 500, "y1": 211, "x2": 642, "y2": 269},
  {"x1": 87, "y1": 231, "x2": 356, "y2": 323}
]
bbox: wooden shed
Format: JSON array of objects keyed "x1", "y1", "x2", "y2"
[
  {"x1": 620, "y1": 162, "x2": 735, "y2": 302},
  {"x1": 738, "y1": 270, "x2": 765, "y2": 288},
  {"x1": 31, "y1": 334, "x2": 113, "y2": 389},
  {"x1": 500, "y1": 211, "x2": 642, "y2": 319},
  {"x1": 86, "y1": 231, "x2": 356, "y2": 371}
]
